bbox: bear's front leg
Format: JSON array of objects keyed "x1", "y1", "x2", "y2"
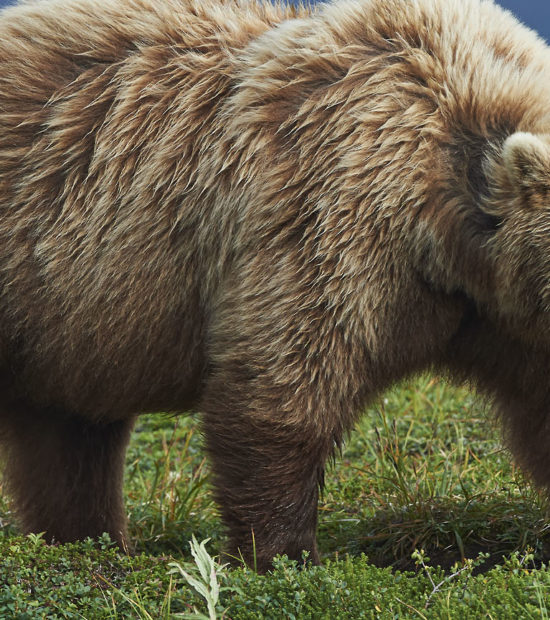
[
  {"x1": 201, "y1": 244, "x2": 368, "y2": 571},
  {"x1": 445, "y1": 315, "x2": 550, "y2": 499},
  {"x1": 202, "y1": 405, "x2": 333, "y2": 571},
  {"x1": 200, "y1": 319, "x2": 363, "y2": 571}
]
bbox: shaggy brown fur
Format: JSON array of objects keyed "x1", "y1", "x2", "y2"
[{"x1": 2, "y1": 0, "x2": 550, "y2": 572}]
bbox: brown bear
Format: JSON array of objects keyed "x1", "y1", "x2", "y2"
[{"x1": 2, "y1": 0, "x2": 550, "y2": 572}]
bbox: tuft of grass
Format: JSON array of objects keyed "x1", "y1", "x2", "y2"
[
  {"x1": 320, "y1": 376, "x2": 550, "y2": 569},
  {"x1": 124, "y1": 416, "x2": 220, "y2": 555}
]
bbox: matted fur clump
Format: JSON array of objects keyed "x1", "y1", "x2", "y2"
[{"x1": 2, "y1": 0, "x2": 550, "y2": 571}]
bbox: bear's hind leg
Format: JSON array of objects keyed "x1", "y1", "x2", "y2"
[{"x1": 1, "y1": 411, "x2": 134, "y2": 547}]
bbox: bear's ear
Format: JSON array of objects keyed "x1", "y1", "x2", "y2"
[{"x1": 502, "y1": 132, "x2": 550, "y2": 209}]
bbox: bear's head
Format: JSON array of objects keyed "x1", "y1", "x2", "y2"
[{"x1": 483, "y1": 132, "x2": 550, "y2": 338}]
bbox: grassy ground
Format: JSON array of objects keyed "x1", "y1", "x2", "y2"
[{"x1": 2, "y1": 376, "x2": 550, "y2": 617}]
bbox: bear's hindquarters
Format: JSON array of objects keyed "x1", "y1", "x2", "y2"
[{"x1": 1, "y1": 410, "x2": 134, "y2": 547}]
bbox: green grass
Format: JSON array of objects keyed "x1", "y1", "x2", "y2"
[{"x1": 2, "y1": 376, "x2": 550, "y2": 618}]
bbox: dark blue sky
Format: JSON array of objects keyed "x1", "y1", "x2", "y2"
[
  {"x1": 0, "y1": 0, "x2": 548, "y2": 41},
  {"x1": 497, "y1": 1, "x2": 550, "y2": 41}
]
